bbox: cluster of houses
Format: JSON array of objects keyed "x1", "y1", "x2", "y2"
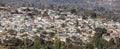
[{"x1": 0, "y1": 6, "x2": 120, "y2": 44}]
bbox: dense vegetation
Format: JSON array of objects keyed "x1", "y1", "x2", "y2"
[{"x1": 0, "y1": 27, "x2": 119, "y2": 49}]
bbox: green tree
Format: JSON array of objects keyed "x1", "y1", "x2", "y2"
[
  {"x1": 108, "y1": 38, "x2": 115, "y2": 46},
  {"x1": 33, "y1": 36, "x2": 42, "y2": 49},
  {"x1": 66, "y1": 38, "x2": 71, "y2": 43},
  {"x1": 91, "y1": 12, "x2": 97, "y2": 18},
  {"x1": 24, "y1": 38, "x2": 29, "y2": 49},
  {"x1": 37, "y1": 27, "x2": 43, "y2": 33},
  {"x1": 60, "y1": 42, "x2": 68, "y2": 49},
  {"x1": 40, "y1": 47, "x2": 45, "y2": 49},
  {"x1": 83, "y1": 44, "x2": 94, "y2": 49},
  {"x1": 95, "y1": 27, "x2": 107, "y2": 35},
  {"x1": 76, "y1": 28, "x2": 80, "y2": 33},
  {"x1": 76, "y1": 20, "x2": 79, "y2": 28},
  {"x1": 43, "y1": 10, "x2": 49, "y2": 17},
  {"x1": 91, "y1": 33, "x2": 106, "y2": 49},
  {"x1": 70, "y1": 9, "x2": 77, "y2": 14},
  {"x1": 92, "y1": 33, "x2": 100, "y2": 49},
  {"x1": 23, "y1": 8, "x2": 31, "y2": 12},
  {"x1": 54, "y1": 38, "x2": 61, "y2": 49},
  {"x1": 115, "y1": 37, "x2": 120, "y2": 47}
]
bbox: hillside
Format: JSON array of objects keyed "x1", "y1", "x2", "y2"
[{"x1": 0, "y1": 0, "x2": 120, "y2": 10}]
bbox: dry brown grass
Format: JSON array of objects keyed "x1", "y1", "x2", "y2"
[{"x1": 0, "y1": 45, "x2": 8, "y2": 49}]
